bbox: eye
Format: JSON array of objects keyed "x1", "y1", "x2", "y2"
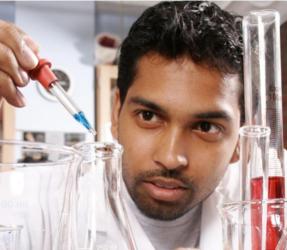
[
  {"x1": 140, "y1": 110, "x2": 156, "y2": 121},
  {"x1": 134, "y1": 110, "x2": 162, "y2": 128},
  {"x1": 196, "y1": 121, "x2": 220, "y2": 134},
  {"x1": 192, "y1": 121, "x2": 223, "y2": 141}
]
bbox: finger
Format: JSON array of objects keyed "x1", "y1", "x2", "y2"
[
  {"x1": 14, "y1": 25, "x2": 39, "y2": 54},
  {"x1": 0, "y1": 70, "x2": 26, "y2": 107},
  {"x1": 0, "y1": 20, "x2": 38, "y2": 70},
  {"x1": 23, "y1": 35, "x2": 40, "y2": 55},
  {"x1": 0, "y1": 43, "x2": 29, "y2": 86}
]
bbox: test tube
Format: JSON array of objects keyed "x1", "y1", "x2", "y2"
[
  {"x1": 239, "y1": 126, "x2": 270, "y2": 250},
  {"x1": 29, "y1": 59, "x2": 96, "y2": 136},
  {"x1": 239, "y1": 126, "x2": 270, "y2": 201},
  {"x1": 243, "y1": 10, "x2": 285, "y2": 199}
]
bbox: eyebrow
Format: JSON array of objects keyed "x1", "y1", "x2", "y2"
[
  {"x1": 193, "y1": 111, "x2": 232, "y2": 122},
  {"x1": 128, "y1": 96, "x2": 232, "y2": 121},
  {"x1": 128, "y1": 97, "x2": 167, "y2": 115}
]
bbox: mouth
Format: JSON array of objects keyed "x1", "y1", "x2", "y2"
[{"x1": 142, "y1": 177, "x2": 189, "y2": 203}]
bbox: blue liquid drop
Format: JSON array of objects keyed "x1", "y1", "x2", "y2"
[{"x1": 73, "y1": 111, "x2": 92, "y2": 130}]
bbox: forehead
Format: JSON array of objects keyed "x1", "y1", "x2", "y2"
[{"x1": 125, "y1": 54, "x2": 241, "y2": 113}]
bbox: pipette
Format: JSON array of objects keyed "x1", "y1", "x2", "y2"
[{"x1": 29, "y1": 59, "x2": 96, "y2": 136}]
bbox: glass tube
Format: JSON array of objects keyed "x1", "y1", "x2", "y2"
[
  {"x1": 73, "y1": 142, "x2": 137, "y2": 250},
  {"x1": 239, "y1": 126, "x2": 271, "y2": 250},
  {"x1": 239, "y1": 125, "x2": 270, "y2": 201},
  {"x1": 243, "y1": 10, "x2": 285, "y2": 197}
]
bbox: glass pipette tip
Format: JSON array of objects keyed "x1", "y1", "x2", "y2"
[{"x1": 73, "y1": 111, "x2": 96, "y2": 136}]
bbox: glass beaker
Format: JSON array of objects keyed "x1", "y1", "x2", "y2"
[
  {"x1": 0, "y1": 140, "x2": 82, "y2": 250},
  {"x1": 0, "y1": 225, "x2": 22, "y2": 250},
  {"x1": 221, "y1": 199, "x2": 286, "y2": 250},
  {"x1": 74, "y1": 141, "x2": 137, "y2": 250}
]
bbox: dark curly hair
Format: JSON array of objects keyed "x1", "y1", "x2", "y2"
[{"x1": 117, "y1": 1, "x2": 244, "y2": 121}]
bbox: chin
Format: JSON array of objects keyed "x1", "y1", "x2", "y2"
[{"x1": 135, "y1": 197, "x2": 192, "y2": 221}]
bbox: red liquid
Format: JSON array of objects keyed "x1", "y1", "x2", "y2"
[{"x1": 251, "y1": 176, "x2": 285, "y2": 250}]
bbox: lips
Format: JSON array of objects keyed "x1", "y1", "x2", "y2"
[
  {"x1": 142, "y1": 177, "x2": 189, "y2": 202},
  {"x1": 147, "y1": 177, "x2": 187, "y2": 189}
]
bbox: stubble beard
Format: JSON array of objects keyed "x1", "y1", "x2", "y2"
[{"x1": 123, "y1": 169, "x2": 195, "y2": 221}]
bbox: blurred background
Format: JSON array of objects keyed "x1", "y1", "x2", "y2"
[{"x1": 1, "y1": 1, "x2": 287, "y2": 146}]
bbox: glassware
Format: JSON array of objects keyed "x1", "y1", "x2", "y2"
[
  {"x1": 0, "y1": 225, "x2": 22, "y2": 250},
  {"x1": 239, "y1": 125, "x2": 271, "y2": 202},
  {"x1": 0, "y1": 140, "x2": 82, "y2": 250},
  {"x1": 73, "y1": 141, "x2": 137, "y2": 250},
  {"x1": 243, "y1": 10, "x2": 285, "y2": 198},
  {"x1": 239, "y1": 125, "x2": 271, "y2": 250},
  {"x1": 277, "y1": 227, "x2": 287, "y2": 250},
  {"x1": 220, "y1": 199, "x2": 286, "y2": 250}
]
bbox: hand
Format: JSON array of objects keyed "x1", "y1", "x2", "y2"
[{"x1": 0, "y1": 20, "x2": 39, "y2": 107}]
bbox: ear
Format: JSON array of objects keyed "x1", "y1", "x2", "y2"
[
  {"x1": 111, "y1": 88, "x2": 121, "y2": 140},
  {"x1": 229, "y1": 140, "x2": 240, "y2": 164}
]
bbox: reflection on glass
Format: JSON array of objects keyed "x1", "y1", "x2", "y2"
[
  {"x1": 0, "y1": 225, "x2": 22, "y2": 250},
  {"x1": 0, "y1": 140, "x2": 82, "y2": 250},
  {"x1": 74, "y1": 142, "x2": 137, "y2": 250},
  {"x1": 221, "y1": 199, "x2": 286, "y2": 250}
]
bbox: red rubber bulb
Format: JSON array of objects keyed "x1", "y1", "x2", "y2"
[{"x1": 28, "y1": 59, "x2": 58, "y2": 89}]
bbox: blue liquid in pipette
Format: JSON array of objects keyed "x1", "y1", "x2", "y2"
[{"x1": 73, "y1": 111, "x2": 95, "y2": 134}]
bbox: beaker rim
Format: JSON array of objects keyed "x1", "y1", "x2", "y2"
[
  {"x1": 0, "y1": 139, "x2": 82, "y2": 167},
  {"x1": 0, "y1": 224, "x2": 23, "y2": 232},
  {"x1": 250, "y1": 9, "x2": 279, "y2": 16},
  {"x1": 221, "y1": 198, "x2": 287, "y2": 209},
  {"x1": 239, "y1": 125, "x2": 271, "y2": 138},
  {"x1": 73, "y1": 141, "x2": 123, "y2": 159},
  {"x1": 243, "y1": 9, "x2": 279, "y2": 24}
]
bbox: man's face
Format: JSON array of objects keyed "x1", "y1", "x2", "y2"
[{"x1": 111, "y1": 53, "x2": 241, "y2": 220}]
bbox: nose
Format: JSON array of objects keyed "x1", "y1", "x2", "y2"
[{"x1": 152, "y1": 128, "x2": 188, "y2": 171}]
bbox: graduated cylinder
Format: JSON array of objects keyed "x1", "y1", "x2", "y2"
[{"x1": 243, "y1": 10, "x2": 285, "y2": 197}]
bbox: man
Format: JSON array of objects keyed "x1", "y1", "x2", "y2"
[
  {"x1": 111, "y1": 1, "x2": 242, "y2": 249},
  {"x1": 0, "y1": 1, "x2": 243, "y2": 249}
]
